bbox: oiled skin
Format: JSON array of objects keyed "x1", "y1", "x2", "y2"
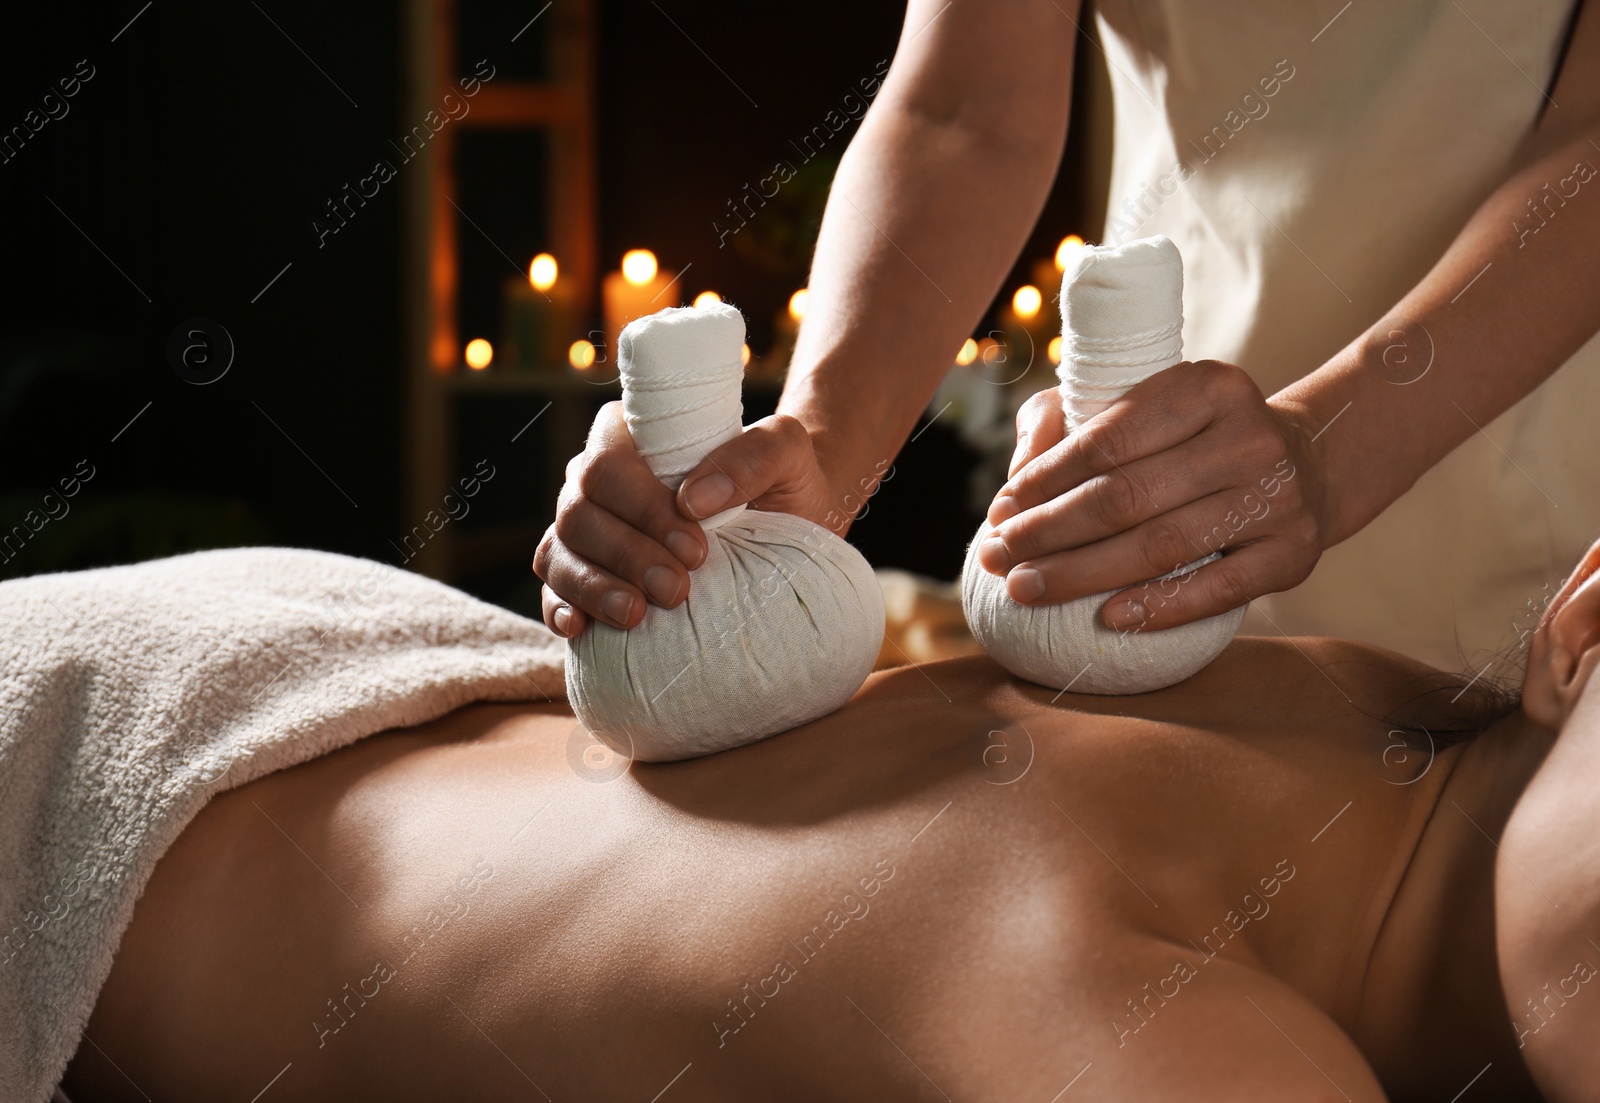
[{"x1": 64, "y1": 639, "x2": 1545, "y2": 1101}]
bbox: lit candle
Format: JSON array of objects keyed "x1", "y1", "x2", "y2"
[
  {"x1": 998, "y1": 283, "x2": 1052, "y2": 380},
  {"x1": 531, "y1": 253, "x2": 558, "y2": 290},
  {"x1": 603, "y1": 249, "x2": 675, "y2": 356},
  {"x1": 501, "y1": 253, "x2": 575, "y2": 371},
  {"x1": 1055, "y1": 234, "x2": 1086, "y2": 269},
  {"x1": 1030, "y1": 235, "x2": 1088, "y2": 310},
  {"x1": 1012, "y1": 284, "x2": 1043, "y2": 319},
  {"x1": 767, "y1": 288, "x2": 809, "y2": 376},
  {"x1": 568, "y1": 338, "x2": 597, "y2": 371},
  {"x1": 464, "y1": 338, "x2": 494, "y2": 371}
]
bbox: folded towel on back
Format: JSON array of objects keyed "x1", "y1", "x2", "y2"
[{"x1": 0, "y1": 547, "x2": 565, "y2": 1103}]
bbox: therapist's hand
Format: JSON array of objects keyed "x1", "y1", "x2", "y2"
[
  {"x1": 976, "y1": 360, "x2": 1330, "y2": 631},
  {"x1": 534, "y1": 402, "x2": 835, "y2": 637}
]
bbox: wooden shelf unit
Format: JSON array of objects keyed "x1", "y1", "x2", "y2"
[{"x1": 400, "y1": 0, "x2": 598, "y2": 581}]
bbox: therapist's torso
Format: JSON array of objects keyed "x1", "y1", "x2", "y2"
[{"x1": 1093, "y1": 0, "x2": 1595, "y2": 673}]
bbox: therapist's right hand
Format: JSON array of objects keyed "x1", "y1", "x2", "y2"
[{"x1": 534, "y1": 402, "x2": 835, "y2": 637}]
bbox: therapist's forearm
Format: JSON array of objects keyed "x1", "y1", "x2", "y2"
[
  {"x1": 779, "y1": 90, "x2": 1070, "y2": 528},
  {"x1": 1273, "y1": 124, "x2": 1600, "y2": 548}
]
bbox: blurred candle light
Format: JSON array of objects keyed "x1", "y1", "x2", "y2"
[
  {"x1": 568, "y1": 339, "x2": 597, "y2": 370},
  {"x1": 529, "y1": 253, "x2": 558, "y2": 292},
  {"x1": 1001, "y1": 280, "x2": 1053, "y2": 378},
  {"x1": 955, "y1": 338, "x2": 979, "y2": 366},
  {"x1": 622, "y1": 249, "x2": 657, "y2": 284},
  {"x1": 464, "y1": 338, "x2": 494, "y2": 371},
  {"x1": 1054, "y1": 234, "x2": 1086, "y2": 271},
  {"x1": 1048, "y1": 335, "x2": 1063, "y2": 365},
  {"x1": 694, "y1": 290, "x2": 723, "y2": 309},
  {"x1": 504, "y1": 253, "x2": 565, "y2": 372},
  {"x1": 1012, "y1": 284, "x2": 1043, "y2": 320},
  {"x1": 604, "y1": 249, "x2": 674, "y2": 354},
  {"x1": 741, "y1": 343, "x2": 752, "y2": 367},
  {"x1": 767, "y1": 288, "x2": 809, "y2": 375}
]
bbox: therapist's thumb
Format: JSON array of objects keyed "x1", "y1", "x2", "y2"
[
  {"x1": 1010, "y1": 387, "x2": 1068, "y2": 477},
  {"x1": 676, "y1": 414, "x2": 834, "y2": 528}
]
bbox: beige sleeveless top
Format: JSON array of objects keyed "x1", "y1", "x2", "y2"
[{"x1": 1093, "y1": 0, "x2": 1595, "y2": 672}]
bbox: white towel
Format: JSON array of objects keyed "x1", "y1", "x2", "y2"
[
  {"x1": 567, "y1": 304, "x2": 885, "y2": 762},
  {"x1": 0, "y1": 547, "x2": 565, "y2": 1103},
  {"x1": 962, "y1": 236, "x2": 1246, "y2": 694}
]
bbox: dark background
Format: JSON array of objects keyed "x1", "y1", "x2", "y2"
[{"x1": 0, "y1": 0, "x2": 1102, "y2": 605}]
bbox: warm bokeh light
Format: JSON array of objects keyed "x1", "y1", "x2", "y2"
[
  {"x1": 1055, "y1": 234, "x2": 1086, "y2": 270},
  {"x1": 955, "y1": 338, "x2": 979, "y2": 366},
  {"x1": 464, "y1": 338, "x2": 493, "y2": 370},
  {"x1": 977, "y1": 337, "x2": 1001, "y2": 365},
  {"x1": 568, "y1": 339, "x2": 597, "y2": 370},
  {"x1": 694, "y1": 290, "x2": 723, "y2": 309},
  {"x1": 1012, "y1": 284, "x2": 1043, "y2": 320},
  {"x1": 528, "y1": 253, "x2": 558, "y2": 292},
  {"x1": 1048, "y1": 335, "x2": 1063, "y2": 364},
  {"x1": 741, "y1": 343, "x2": 752, "y2": 366},
  {"x1": 621, "y1": 249, "x2": 658, "y2": 286},
  {"x1": 788, "y1": 288, "x2": 810, "y2": 322}
]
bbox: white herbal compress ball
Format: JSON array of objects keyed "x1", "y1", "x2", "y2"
[
  {"x1": 962, "y1": 235, "x2": 1246, "y2": 695},
  {"x1": 566, "y1": 303, "x2": 885, "y2": 761}
]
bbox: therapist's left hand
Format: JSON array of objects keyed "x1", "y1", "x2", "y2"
[{"x1": 976, "y1": 360, "x2": 1330, "y2": 631}]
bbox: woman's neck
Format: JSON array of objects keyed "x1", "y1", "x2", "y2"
[{"x1": 1351, "y1": 712, "x2": 1553, "y2": 1099}]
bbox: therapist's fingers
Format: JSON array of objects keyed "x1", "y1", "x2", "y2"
[
  {"x1": 534, "y1": 401, "x2": 710, "y2": 636},
  {"x1": 998, "y1": 484, "x2": 1319, "y2": 611},
  {"x1": 551, "y1": 490, "x2": 691, "y2": 609},
  {"x1": 579, "y1": 402, "x2": 709, "y2": 568},
  {"x1": 542, "y1": 584, "x2": 586, "y2": 638},
  {"x1": 1102, "y1": 540, "x2": 1305, "y2": 631},
  {"x1": 987, "y1": 360, "x2": 1242, "y2": 525},
  {"x1": 676, "y1": 413, "x2": 838, "y2": 531},
  {"x1": 534, "y1": 531, "x2": 646, "y2": 632},
  {"x1": 1007, "y1": 387, "x2": 1068, "y2": 478},
  {"x1": 977, "y1": 435, "x2": 1245, "y2": 574}
]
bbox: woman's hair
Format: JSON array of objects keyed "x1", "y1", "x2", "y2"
[{"x1": 1381, "y1": 637, "x2": 1529, "y2": 749}]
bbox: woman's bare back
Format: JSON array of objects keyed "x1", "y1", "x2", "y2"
[{"x1": 66, "y1": 639, "x2": 1505, "y2": 1101}]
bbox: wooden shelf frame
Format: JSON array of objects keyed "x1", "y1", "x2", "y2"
[{"x1": 400, "y1": 0, "x2": 598, "y2": 580}]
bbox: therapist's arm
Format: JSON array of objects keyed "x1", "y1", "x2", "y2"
[
  {"x1": 536, "y1": 0, "x2": 1076, "y2": 636},
  {"x1": 985, "y1": 0, "x2": 1600, "y2": 631},
  {"x1": 767, "y1": 0, "x2": 1076, "y2": 526}
]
